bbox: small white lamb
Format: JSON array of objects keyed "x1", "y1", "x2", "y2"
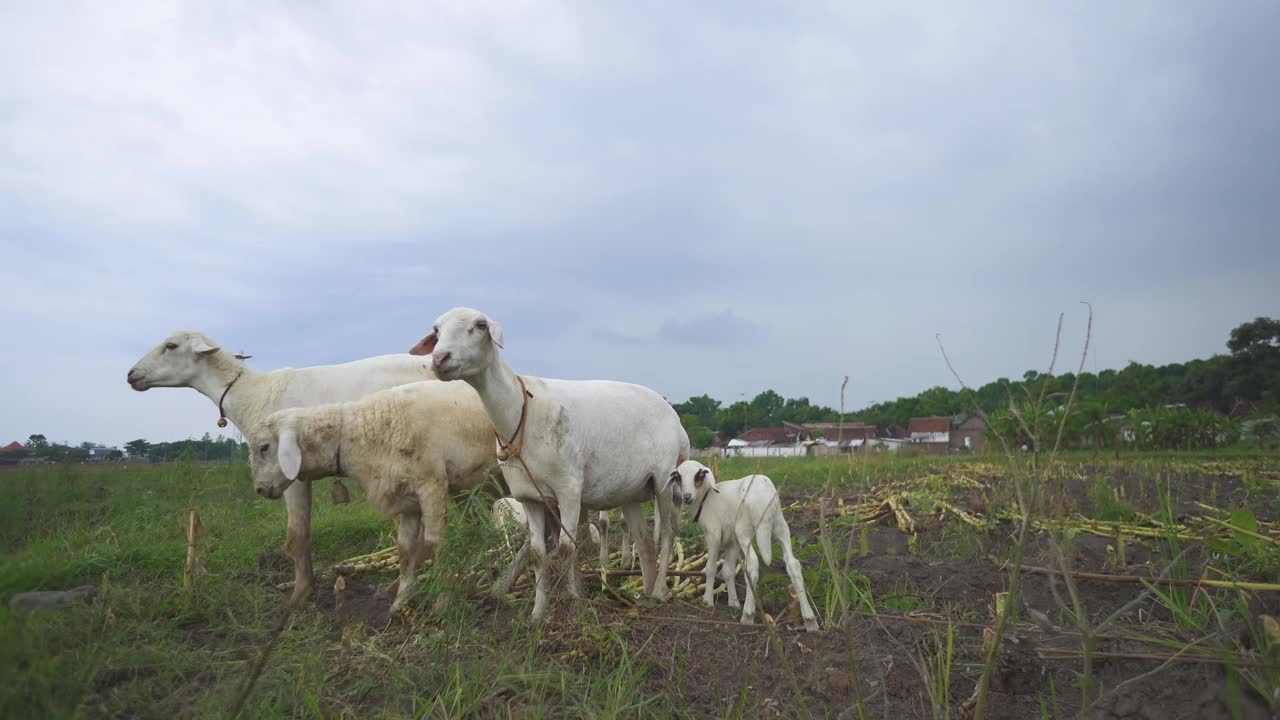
[
  {"x1": 248, "y1": 380, "x2": 497, "y2": 611},
  {"x1": 670, "y1": 460, "x2": 819, "y2": 631}
]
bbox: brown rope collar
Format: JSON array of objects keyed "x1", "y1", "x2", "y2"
[
  {"x1": 494, "y1": 375, "x2": 534, "y2": 461},
  {"x1": 217, "y1": 371, "x2": 244, "y2": 428}
]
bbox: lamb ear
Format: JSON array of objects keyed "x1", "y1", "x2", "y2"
[
  {"x1": 658, "y1": 470, "x2": 679, "y2": 494},
  {"x1": 409, "y1": 331, "x2": 438, "y2": 356},
  {"x1": 488, "y1": 319, "x2": 504, "y2": 349},
  {"x1": 234, "y1": 353, "x2": 253, "y2": 360},
  {"x1": 277, "y1": 428, "x2": 302, "y2": 481},
  {"x1": 192, "y1": 340, "x2": 220, "y2": 355},
  {"x1": 710, "y1": 485, "x2": 720, "y2": 493}
]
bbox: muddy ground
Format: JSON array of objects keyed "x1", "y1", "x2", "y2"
[{"x1": 248, "y1": 460, "x2": 1280, "y2": 719}]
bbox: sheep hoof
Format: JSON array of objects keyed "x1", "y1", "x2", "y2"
[
  {"x1": 287, "y1": 582, "x2": 315, "y2": 608},
  {"x1": 740, "y1": 615, "x2": 755, "y2": 626},
  {"x1": 804, "y1": 618, "x2": 820, "y2": 632}
]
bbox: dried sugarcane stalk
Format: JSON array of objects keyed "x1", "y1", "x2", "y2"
[{"x1": 183, "y1": 509, "x2": 206, "y2": 594}]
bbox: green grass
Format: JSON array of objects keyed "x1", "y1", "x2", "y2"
[{"x1": 4, "y1": 451, "x2": 1280, "y2": 718}]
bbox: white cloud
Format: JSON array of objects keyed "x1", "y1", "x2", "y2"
[{"x1": 1, "y1": 1, "x2": 1277, "y2": 446}]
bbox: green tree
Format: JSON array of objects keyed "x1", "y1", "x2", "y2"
[
  {"x1": 125, "y1": 439, "x2": 151, "y2": 458},
  {"x1": 27, "y1": 434, "x2": 48, "y2": 448},
  {"x1": 717, "y1": 401, "x2": 752, "y2": 440},
  {"x1": 750, "y1": 390, "x2": 785, "y2": 426},
  {"x1": 672, "y1": 394, "x2": 721, "y2": 429}
]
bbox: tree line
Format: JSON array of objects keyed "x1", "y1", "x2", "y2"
[
  {"x1": 672, "y1": 317, "x2": 1279, "y2": 447},
  {"x1": 8, "y1": 318, "x2": 1275, "y2": 460},
  {"x1": 3, "y1": 433, "x2": 247, "y2": 465}
]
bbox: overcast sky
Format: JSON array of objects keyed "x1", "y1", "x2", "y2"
[{"x1": 2, "y1": 2, "x2": 1278, "y2": 448}]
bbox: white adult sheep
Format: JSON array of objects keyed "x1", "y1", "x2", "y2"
[
  {"x1": 669, "y1": 460, "x2": 819, "y2": 631},
  {"x1": 408, "y1": 307, "x2": 687, "y2": 622},
  {"x1": 127, "y1": 330, "x2": 438, "y2": 606},
  {"x1": 248, "y1": 381, "x2": 497, "y2": 611}
]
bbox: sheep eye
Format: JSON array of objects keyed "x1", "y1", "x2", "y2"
[
  {"x1": 164, "y1": 342, "x2": 178, "y2": 351},
  {"x1": 694, "y1": 475, "x2": 703, "y2": 484},
  {"x1": 258, "y1": 444, "x2": 270, "y2": 454},
  {"x1": 474, "y1": 322, "x2": 487, "y2": 332}
]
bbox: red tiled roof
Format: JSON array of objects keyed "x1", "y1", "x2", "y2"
[
  {"x1": 815, "y1": 426, "x2": 877, "y2": 442},
  {"x1": 908, "y1": 417, "x2": 951, "y2": 434},
  {"x1": 0, "y1": 441, "x2": 27, "y2": 453},
  {"x1": 734, "y1": 426, "x2": 807, "y2": 445}
]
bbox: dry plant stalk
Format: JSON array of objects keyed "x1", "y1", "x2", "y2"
[
  {"x1": 183, "y1": 509, "x2": 207, "y2": 593},
  {"x1": 939, "y1": 304, "x2": 1092, "y2": 720}
]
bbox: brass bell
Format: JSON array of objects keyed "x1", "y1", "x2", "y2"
[
  {"x1": 217, "y1": 417, "x2": 228, "y2": 428},
  {"x1": 497, "y1": 448, "x2": 510, "y2": 461}
]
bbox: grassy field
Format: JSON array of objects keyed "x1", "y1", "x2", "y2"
[{"x1": 3, "y1": 451, "x2": 1280, "y2": 719}]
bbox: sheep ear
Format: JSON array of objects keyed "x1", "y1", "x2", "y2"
[
  {"x1": 710, "y1": 485, "x2": 720, "y2": 493},
  {"x1": 277, "y1": 429, "x2": 302, "y2": 481},
  {"x1": 488, "y1": 320, "x2": 504, "y2": 349},
  {"x1": 234, "y1": 353, "x2": 253, "y2": 360},
  {"x1": 192, "y1": 340, "x2": 220, "y2": 355},
  {"x1": 409, "y1": 331, "x2": 438, "y2": 356},
  {"x1": 658, "y1": 470, "x2": 679, "y2": 494}
]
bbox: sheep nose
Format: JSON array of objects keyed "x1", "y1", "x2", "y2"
[
  {"x1": 126, "y1": 368, "x2": 139, "y2": 382},
  {"x1": 682, "y1": 492, "x2": 693, "y2": 504},
  {"x1": 256, "y1": 487, "x2": 268, "y2": 497},
  {"x1": 432, "y1": 350, "x2": 451, "y2": 367}
]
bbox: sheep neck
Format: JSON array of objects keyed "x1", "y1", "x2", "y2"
[
  {"x1": 189, "y1": 356, "x2": 256, "y2": 427},
  {"x1": 471, "y1": 355, "x2": 525, "y2": 441},
  {"x1": 691, "y1": 486, "x2": 715, "y2": 524},
  {"x1": 299, "y1": 405, "x2": 345, "y2": 482}
]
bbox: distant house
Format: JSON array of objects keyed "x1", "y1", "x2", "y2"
[
  {"x1": 725, "y1": 422, "x2": 810, "y2": 457},
  {"x1": 907, "y1": 417, "x2": 951, "y2": 454},
  {"x1": 802, "y1": 422, "x2": 878, "y2": 441},
  {"x1": 884, "y1": 424, "x2": 908, "y2": 440},
  {"x1": 908, "y1": 417, "x2": 950, "y2": 443},
  {"x1": 87, "y1": 446, "x2": 121, "y2": 462},
  {"x1": 805, "y1": 424, "x2": 877, "y2": 454},
  {"x1": 0, "y1": 441, "x2": 27, "y2": 454},
  {"x1": 1229, "y1": 400, "x2": 1267, "y2": 419},
  {"x1": 949, "y1": 414, "x2": 987, "y2": 450}
]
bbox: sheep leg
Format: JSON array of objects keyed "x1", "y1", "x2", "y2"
[
  {"x1": 391, "y1": 512, "x2": 424, "y2": 612},
  {"x1": 597, "y1": 511, "x2": 610, "y2": 569},
  {"x1": 555, "y1": 496, "x2": 582, "y2": 599},
  {"x1": 619, "y1": 514, "x2": 635, "y2": 570},
  {"x1": 523, "y1": 501, "x2": 551, "y2": 623},
  {"x1": 622, "y1": 503, "x2": 657, "y2": 594},
  {"x1": 702, "y1": 532, "x2": 721, "y2": 608},
  {"x1": 651, "y1": 489, "x2": 675, "y2": 600},
  {"x1": 722, "y1": 544, "x2": 741, "y2": 609},
  {"x1": 777, "y1": 523, "x2": 819, "y2": 632},
  {"x1": 283, "y1": 481, "x2": 316, "y2": 607},
  {"x1": 740, "y1": 544, "x2": 761, "y2": 625}
]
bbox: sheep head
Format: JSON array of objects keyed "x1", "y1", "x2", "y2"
[
  {"x1": 410, "y1": 307, "x2": 503, "y2": 381},
  {"x1": 248, "y1": 412, "x2": 305, "y2": 500},
  {"x1": 672, "y1": 460, "x2": 718, "y2": 506},
  {"x1": 126, "y1": 330, "x2": 228, "y2": 391}
]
